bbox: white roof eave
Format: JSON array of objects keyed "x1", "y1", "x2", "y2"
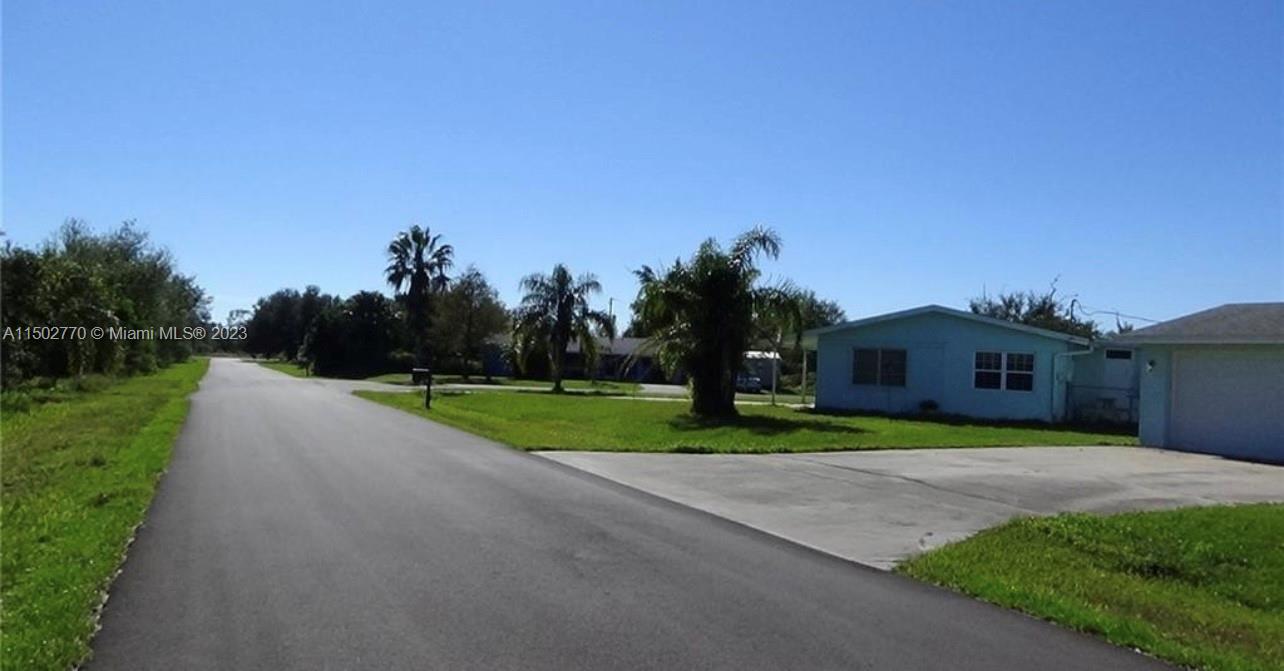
[{"x1": 802, "y1": 304, "x2": 1090, "y2": 347}]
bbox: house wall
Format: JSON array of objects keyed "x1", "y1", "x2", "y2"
[
  {"x1": 814, "y1": 312, "x2": 1079, "y2": 422},
  {"x1": 1137, "y1": 347, "x2": 1173, "y2": 446},
  {"x1": 1068, "y1": 347, "x2": 1141, "y2": 423}
]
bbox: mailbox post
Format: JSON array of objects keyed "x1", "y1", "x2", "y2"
[{"x1": 412, "y1": 367, "x2": 432, "y2": 409}]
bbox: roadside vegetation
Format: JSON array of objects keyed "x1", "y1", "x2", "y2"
[
  {"x1": 1, "y1": 220, "x2": 213, "y2": 388},
  {"x1": 254, "y1": 362, "x2": 642, "y2": 394},
  {"x1": 354, "y1": 390, "x2": 1135, "y2": 453},
  {"x1": 899, "y1": 504, "x2": 1284, "y2": 671},
  {"x1": 238, "y1": 225, "x2": 850, "y2": 399},
  {"x1": 255, "y1": 359, "x2": 309, "y2": 377},
  {"x1": 1, "y1": 359, "x2": 209, "y2": 671},
  {"x1": 233, "y1": 225, "x2": 1106, "y2": 419},
  {"x1": 367, "y1": 373, "x2": 640, "y2": 393}
]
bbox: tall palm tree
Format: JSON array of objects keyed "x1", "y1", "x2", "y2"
[
  {"x1": 385, "y1": 225, "x2": 453, "y2": 366},
  {"x1": 632, "y1": 226, "x2": 787, "y2": 417},
  {"x1": 513, "y1": 264, "x2": 616, "y2": 393}
]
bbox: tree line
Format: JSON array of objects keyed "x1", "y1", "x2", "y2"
[
  {"x1": 3, "y1": 218, "x2": 1099, "y2": 418},
  {"x1": 238, "y1": 224, "x2": 849, "y2": 417},
  {"x1": 240, "y1": 269, "x2": 508, "y2": 379},
  {"x1": 967, "y1": 278, "x2": 1107, "y2": 339},
  {"x1": 1, "y1": 220, "x2": 212, "y2": 388}
]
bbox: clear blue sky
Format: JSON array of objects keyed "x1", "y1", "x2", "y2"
[{"x1": 4, "y1": 1, "x2": 1281, "y2": 328}]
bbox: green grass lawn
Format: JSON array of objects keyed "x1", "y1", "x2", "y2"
[
  {"x1": 254, "y1": 359, "x2": 309, "y2": 377},
  {"x1": 258, "y1": 363, "x2": 638, "y2": 393},
  {"x1": 353, "y1": 390, "x2": 1135, "y2": 453},
  {"x1": 365, "y1": 373, "x2": 641, "y2": 394},
  {"x1": 1, "y1": 359, "x2": 209, "y2": 671},
  {"x1": 363, "y1": 371, "x2": 416, "y2": 384},
  {"x1": 899, "y1": 505, "x2": 1284, "y2": 671}
]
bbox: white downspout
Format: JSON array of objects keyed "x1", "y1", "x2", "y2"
[{"x1": 1053, "y1": 347, "x2": 1095, "y2": 422}]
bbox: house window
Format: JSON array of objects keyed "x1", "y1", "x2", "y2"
[
  {"x1": 853, "y1": 348, "x2": 907, "y2": 387},
  {"x1": 974, "y1": 351, "x2": 1003, "y2": 389},
  {"x1": 853, "y1": 349, "x2": 878, "y2": 385},
  {"x1": 974, "y1": 351, "x2": 1035, "y2": 391},
  {"x1": 1105, "y1": 349, "x2": 1132, "y2": 360},
  {"x1": 1005, "y1": 353, "x2": 1034, "y2": 391}
]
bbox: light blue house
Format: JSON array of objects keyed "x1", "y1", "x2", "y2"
[{"x1": 802, "y1": 305, "x2": 1091, "y2": 422}]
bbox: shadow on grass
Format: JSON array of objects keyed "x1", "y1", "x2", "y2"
[
  {"x1": 802, "y1": 408, "x2": 1138, "y2": 436},
  {"x1": 433, "y1": 377, "x2": 503, "y2": 386},
  {"x1": 510, "y1": 389, "x2": 633, "y2": 398},
  {"x1": 666, "y1": 413, "x2": 868, "y2": 436}
]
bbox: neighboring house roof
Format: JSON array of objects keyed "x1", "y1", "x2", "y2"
[
  {"x1": 484, "y1": 334, "x2": 651, "y2": 356},
  {"x1": 566, "y1": 336, "x2": 653, "y2": 357},
  {"x1": 801, "y1": 304, "x2": 1091, "y2": 348},
  {"x1": 1105, "y1": 303, "x2": 1284, "y2": 346}
]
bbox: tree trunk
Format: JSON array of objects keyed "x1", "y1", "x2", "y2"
[
  {"x1": 550, "y1": 342, "x2": 565, "y2": 393},
  {"x1": 690, "y1": 370, "x2": 738, "y2": 417}
]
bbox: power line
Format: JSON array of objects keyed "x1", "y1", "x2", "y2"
[{"x1": 1074, "y1": 302, "x2": 1161, "y2": 324}]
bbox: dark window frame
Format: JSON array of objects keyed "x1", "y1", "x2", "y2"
[
  {"x1": 852, "y1": 348, "x2": 907, "y2": 387},
  {"x1": 974, "y1": 351, "x2": 1002, "y2": 389}
]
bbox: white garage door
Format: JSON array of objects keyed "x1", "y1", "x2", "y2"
[{"x1": 1171, "y1": 348, "x2": 1284, "y2": 462}]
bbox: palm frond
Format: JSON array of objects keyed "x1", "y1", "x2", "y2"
[{"x1": 730, "y1": 225, "x2": 782, "y2": 265}]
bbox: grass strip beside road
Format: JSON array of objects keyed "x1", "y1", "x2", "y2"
[
  {"x1": 353, "y1": 390, "x2": 1135, "y2": 453},
  {"x1": 899, "y1": 505, "x2": 1284, "y2": 671},
  {"x1": 367, "y1": 372, "x2": 641, "y2": 394},
  {"x1": 1, "y1": 359, "x2": 210, "y2": 671},
  {"x1": 261, "y1": 364, "x2": 643, "y2": 394},
  {"x1": 255, "y1": 359, "x2": 309, "y2": 377}
]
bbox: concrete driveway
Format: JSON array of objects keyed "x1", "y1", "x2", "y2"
[{"x1": 541, "y1": 446, "x2": 1284, "y2": 569}]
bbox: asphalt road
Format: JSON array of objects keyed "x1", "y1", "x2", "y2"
[{"x1": 88, "y1": 358, "x2": 1170, "y2": 670}]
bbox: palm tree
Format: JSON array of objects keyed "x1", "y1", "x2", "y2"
[
  {"x1": 632, "y1": 226, "x2": 788, "y2": 417},
  {"x1": 513, "y1": 264, "x2": 616, "y2": 393},
  {"x1": 385, "y1": 225, "x2": 454, "y2": 366}
]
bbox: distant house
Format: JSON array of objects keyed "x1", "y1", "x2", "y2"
[
  {"x1": 483, "y1": 334, "x2": 776, "y2": 385},
  {"x1": 802, "y1": 305, "x2": 1094, "y2": 422},
  {"x1": 743, "y1": 350, "x2": 781, "y2": 388},
  {"x1": 565, "y1": 336, "x2": 672, "y2": 382},
  {"x1": 1107, "y1": 303, "x2": 1283, "y2": 463},
  {"x1": 480, "y1": 334, "x2": 675, "y2": 382}
]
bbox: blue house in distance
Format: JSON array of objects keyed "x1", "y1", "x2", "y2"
[{"x1": 802, "y1": 305, "x2": 1092, "y2": 422}]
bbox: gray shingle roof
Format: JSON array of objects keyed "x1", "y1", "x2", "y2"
[
  {"x1": 566, "y1": 336, "x2": 652, "y2": 357},
  {"x1": 802, "y1": 304, "x2": 1090, "y2": 347},
  {"x1": 1108, "y1": 303, "x2": 1284, "y2": 345}
]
